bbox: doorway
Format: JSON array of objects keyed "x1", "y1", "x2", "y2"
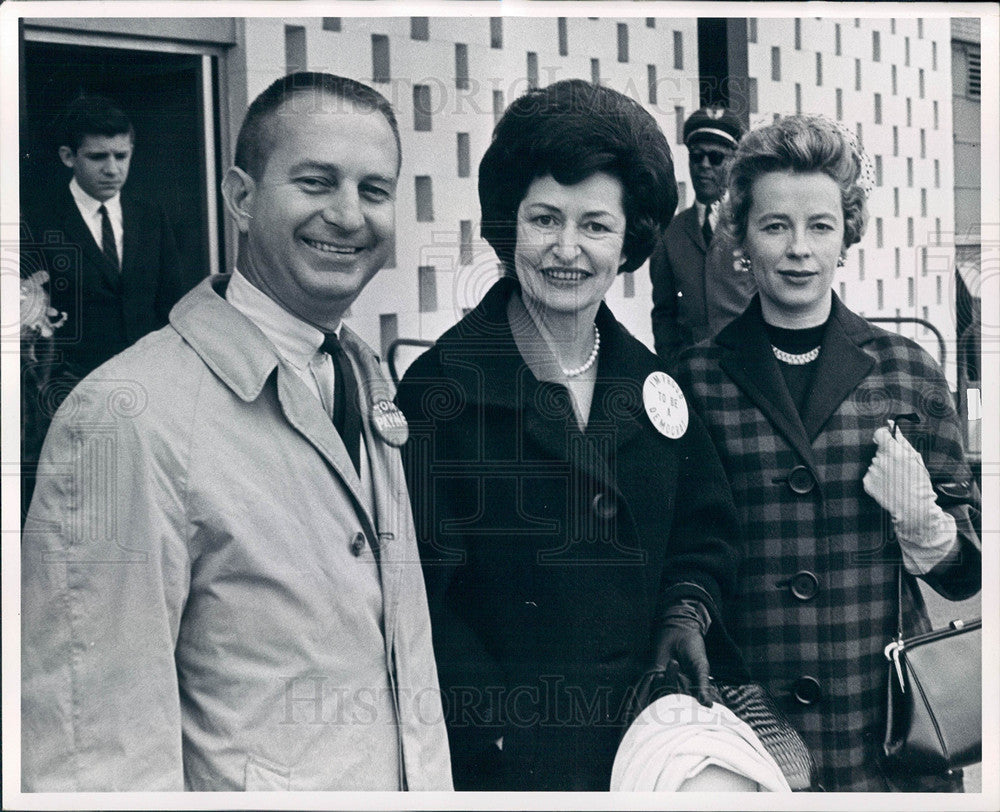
[{"x1": 21, "y1": 41, "x2": 222, "y2": 288}]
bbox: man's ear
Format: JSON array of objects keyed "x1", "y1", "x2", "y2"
[
  {"x1": 58, "y1": 146, "x2": 76, "y2": 169},
  {"x1": 221, "y1": 166, "x2": 256, "y2": 233}
]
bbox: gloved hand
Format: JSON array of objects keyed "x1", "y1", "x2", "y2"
[
  {"x1": 863, "y1": 424, "x2": 958, "y2": 575},
  {"x1": 654, "y1": 615, "x2": 714, "y2": 708}
]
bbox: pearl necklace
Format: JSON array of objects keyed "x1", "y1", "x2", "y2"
[
  {"x1": 771, "y1": 345, "x2": 821, "y2": 365},
  {"x1": 562, "y1": 325, "x2": 601, "y2": 378}
]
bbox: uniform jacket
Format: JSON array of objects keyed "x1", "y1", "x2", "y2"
[
  {"x1": 22, "y1": 275, "x2": 452, "y2": 792},
  {"x1": 649, "y1": 205, "x2": 755, "y2": 366},
  {"x1": 673, "y1": 295, "x2": 981, "y2": 791},
  {"x1": 22, "y1": 184, "x2": 185, "y2": 380},
  {"x1": 395, "y1": 277, "x2": 747, "y2": 792}
]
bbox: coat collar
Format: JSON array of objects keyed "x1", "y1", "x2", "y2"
[
  {"x1": 170, "y1": 275, "x2": 405, "y2": 630},
  {"x1": 714, "y1": 294, "x2": 877, "y2": 463},
  {"x1": 800, "y1": 295, "x2": 877, "y2": 439},
  {"x1": 169, "y1": 276, "x2": 365, "y2": 500},
  {"x1": 170, "y1": 275, "x2": 282, "y2": 402},
  {"x1": 436, "y1": 276, "x2": 661, "y2": 491},
  {"x1": 677, "y1": 205, "x2": 708, "y2": 253},
  {"x1": 439, "y1": 276, "x2": 659, "y2": 418}
]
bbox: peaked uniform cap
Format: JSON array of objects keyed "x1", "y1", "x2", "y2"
[{"x1": 684, "y1": 107, "x2": 744, "y2": 148}]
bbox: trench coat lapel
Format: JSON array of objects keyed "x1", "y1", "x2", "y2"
[
  {"x1": 715, "y1": 297, "x2": 817, "y2": 469},
  {"x1": 275, "y1": 361, "x2": 377, "y2": 529},
  {"x1": 174, "y1": 276, "x2": 379, "y2": 541},
  {"x1": 800, "y1": 295, "x2": 876, "y2": 441},
  {"x1": 340, "y1": 326, "x2": 408, "y2": 653}
]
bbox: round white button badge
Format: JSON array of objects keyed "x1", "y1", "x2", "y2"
[
  {"x1": 643, "y1": 371, "x2": 688, "y2": 439},
  {"x1": 370, "y1": 399, "x2": 409, "y2": 447}
]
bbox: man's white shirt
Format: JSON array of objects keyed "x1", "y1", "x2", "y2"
[{"x1": 69, "y1": 176, "x2": 123, "y2": 264}]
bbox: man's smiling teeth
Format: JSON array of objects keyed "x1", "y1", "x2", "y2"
[
  {"x1": 543, "y1": 267, "x2": 587, "y2": 281},
  {"x1": 303, "y1": 237, "x2": 361, "y2": 254}
]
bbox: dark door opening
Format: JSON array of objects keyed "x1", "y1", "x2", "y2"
[{"x1": 21, "y1": 41, "x2": 217, "y2": 290}]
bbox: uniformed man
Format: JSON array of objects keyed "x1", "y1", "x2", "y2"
[{"x1": 649, "y1": 107, "x2": 755, "y2": 365}]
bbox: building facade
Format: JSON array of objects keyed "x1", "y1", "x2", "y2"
[{"x1": 18, "y1": 11, "x2": 977, "y2": 382}]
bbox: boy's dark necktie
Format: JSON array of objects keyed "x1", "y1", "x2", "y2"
[{"x1": 98, "y1": 204, "x2": 120, "y2": 272}]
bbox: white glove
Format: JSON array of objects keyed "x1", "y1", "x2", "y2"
[{"x1": 863, "y1": 425, "x2": 958, "y2": 575}]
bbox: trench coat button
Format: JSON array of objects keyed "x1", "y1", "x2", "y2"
[
  {"x1": 592, "y1": 492, "x2": 618, "y2": 520},
  {"x1": 350, "y1": 532, "x2": 366, "y2": 556},
  {"x1": 787, "y1": 465, "x2": 816, "y2": 494},
  {"x1": 790, "y1": 570, "x2": 819, "y2": 601},
  {"x1": 792, "y1": 676, "x2": 822, "y2": 705}
]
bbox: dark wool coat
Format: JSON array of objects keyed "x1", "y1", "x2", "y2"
[
  {"x1": 396, "y1": 278, "x2": 747, "y2": 792},
  {"x1": 673, "y1": 295, "x2": 981, "y2": 792},
  {"x1": 22, "y1": 184, "x2": 185, "y2": 382}
]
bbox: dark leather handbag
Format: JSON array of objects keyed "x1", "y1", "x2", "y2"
[
  {"x1": 625, "y1": 665, "x2": 816, "y2": 790},
  {"x1": 883, "y1": 569, "x2": 982, "y2": 774}
]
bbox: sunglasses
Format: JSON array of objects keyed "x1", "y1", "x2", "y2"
[{"x1": 688, "y1": 150, "x2": 730, "y2": 166}]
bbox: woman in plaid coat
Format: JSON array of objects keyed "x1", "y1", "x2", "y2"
[{"x1": 673, "y1": 116, "x2": 981, "y2": 792}]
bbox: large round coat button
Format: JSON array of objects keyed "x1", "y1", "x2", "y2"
[
  {"x1": 790, "y1": 570, "x2": 819, "y2": 601},
  {"x1": 350, "y1": 532, "x2": 367, "y2": 556},
  {"x1": 792, "y1": 676, "x2": 822, "y2": 705},
  {"x1": 787, "y1": 465, "x2": 816, "y2": 494},
  {"x1": 592, "y1": 492, "x2": 618, "y2": 520}
]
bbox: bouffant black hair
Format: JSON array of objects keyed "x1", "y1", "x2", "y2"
[{"x1": 478, "y1": 79, "x2": 677, "y2": 275}]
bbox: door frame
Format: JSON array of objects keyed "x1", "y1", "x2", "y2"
[{"x1": 21, "y1": 21, "x2": 233, "y2": 276}]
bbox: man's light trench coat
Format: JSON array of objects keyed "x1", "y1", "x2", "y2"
[{"x1": 22, "y1": 276, "x2": 452, "y2": 792}]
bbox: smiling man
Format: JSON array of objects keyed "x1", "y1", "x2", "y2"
[{"x1": 21, "y1": 73, "x2": 452, "y2": 791}]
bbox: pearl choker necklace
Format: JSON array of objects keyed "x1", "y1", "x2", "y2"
[
  {"x1": 562, "y1": 325, "x2": 601, "y2": 377},
  {"x1": 772, "y1": 345, "x2": 821, "y2": 365}
]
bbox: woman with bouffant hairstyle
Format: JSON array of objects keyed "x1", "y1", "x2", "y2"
[{"x1": 397, "y1": 79, "x2": 747, "y2": 791}]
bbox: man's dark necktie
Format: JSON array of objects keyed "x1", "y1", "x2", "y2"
[
  {"x1": 701, "y1": 212, "x2": 713, "y2": 247},
  {"x1": 321, "y1": 333, "x2": 362, "y2": 475},
  {"x1": 98, "y1": 204, "x2": 120, "y2": 273}
]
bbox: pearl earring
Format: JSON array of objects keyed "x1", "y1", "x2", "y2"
[
  {"x1": 837, "y1": 253, "x2": 846, "y2": 268},
  {"x1": 737, "y1": 255, "x2": 752, "y2": 273}
]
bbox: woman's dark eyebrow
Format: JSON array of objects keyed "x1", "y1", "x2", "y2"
[{"x1": 524, "y1": 202, "x2": 619, "y2": 218}]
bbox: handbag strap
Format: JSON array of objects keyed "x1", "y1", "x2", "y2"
[{"x1": 895, "y1": 566, "x2": 904, "y2": 642}]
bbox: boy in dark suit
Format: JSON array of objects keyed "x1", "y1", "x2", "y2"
[
  {"x1": 24, "y1": 94, "x2": 184, "y2": 381},
  {"x1": 21, "y1": 95, "x2": 184, "y2": 515}
]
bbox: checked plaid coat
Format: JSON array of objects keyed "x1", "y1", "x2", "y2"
[{"x1": 673, "y1": 295, "x2": 981, "y2": 792}]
